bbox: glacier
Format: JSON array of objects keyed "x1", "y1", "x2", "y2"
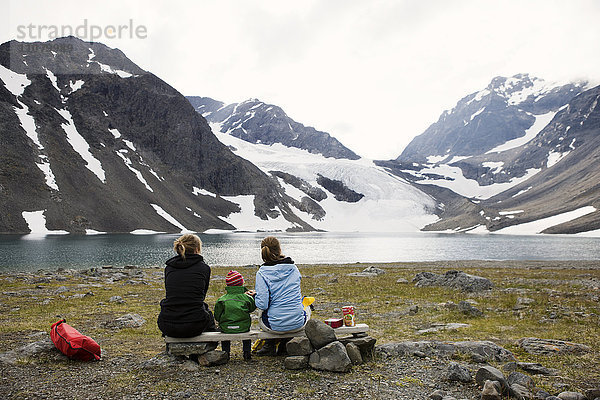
[{"x1": 210, "y1": 122, "x2": 438, "y2": 232}]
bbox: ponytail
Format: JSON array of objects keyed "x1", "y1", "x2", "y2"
[
  {"x1": 173, "y1": 234, "x2": 202, "y2": 259},
  {"x1": 260, "y1": 236, "x2": 284, "y2": 263}
]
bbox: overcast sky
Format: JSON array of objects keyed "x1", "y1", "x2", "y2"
[{"x1": 4, "y1": 0, "x2": 600, "y2": 159}]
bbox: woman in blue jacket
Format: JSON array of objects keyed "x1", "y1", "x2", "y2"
[{"x1": 253, "y1": 236, "x2": 306, "y2": 356}]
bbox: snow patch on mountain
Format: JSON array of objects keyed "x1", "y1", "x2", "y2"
[
  {"x1": 220, "y1": 195, "x2": 299, "y2": 232},
  {"x1": 151, "y1": 204, "x2": 190, "y2": 233},
  {"x1": 0, "y1": 65, "x2": 31, "y2": 96},
  {"x1": 210, "y1": 122, "x2": 437, "y2": 232},
  {"x1": 487, "y1": 111, "x2": 556, "y2": 153},
  {"x1": 21, "y1": 210, "x2": 69, "y2": 235},
  {"x1": 494, "y1": 206, "x2": 596, "y2": 235},
  {"x1": 14, "y1": 101, "x2": 59, "y2": 190},
  {"x1": 69, "y1": 79, "x2": 84, "y2": 93},
  {"x1": 115, "y1": 150, "x2": 153, "y2": 192},
  {"x1": 55, "y1": 108, "x2": 106, "y2": 183},
  {"x1": 193, "y1": 187, "x2": 217, "y2": 198},
  {"x1": 403, "y1": 163, "x2": 541, "y2": 200},
  {"x1": 546, "y1": 150, "x2": 570, "y2": 168}
]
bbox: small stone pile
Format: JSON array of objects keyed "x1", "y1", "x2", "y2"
[{"x1": 283, "y1": 319, "x2": 376, "y2": 373}]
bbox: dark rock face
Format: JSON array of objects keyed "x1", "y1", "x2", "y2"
[
  {"x1": 270, "y1": 170, "x2": 327, "y2": 202},
  {"x1": 316, "y1": 174, "x2": 364, "y2": 203},
  {"x1": 187, "y1": 97, "x2": 360, "y2": 160},
  {"x1": 0, "y1": 37, "x2": 316, "y2": 233}
]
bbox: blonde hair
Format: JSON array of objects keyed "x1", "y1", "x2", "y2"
[
  {"x1": 261, "y1": 236, "x2": 284, "y2": 263},
  {"x1": 173, "y1": 234, "x2": 202, "y2": 259}
]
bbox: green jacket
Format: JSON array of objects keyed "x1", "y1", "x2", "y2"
[{"x1": 214, "y1": 286, "x2": 256, "y2": 333}]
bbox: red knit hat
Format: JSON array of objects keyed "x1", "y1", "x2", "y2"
[{"x1": 226, "y1": 270, "x2": 244, "y2": 286}]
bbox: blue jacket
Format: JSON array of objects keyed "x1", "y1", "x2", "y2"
[{"x1": 255, "y1": 257, "x2": 304, "y2": 332}]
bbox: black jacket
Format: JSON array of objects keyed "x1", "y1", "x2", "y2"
[{"x1": 157, "y1": 254, "x2": 215, "y2": 337}]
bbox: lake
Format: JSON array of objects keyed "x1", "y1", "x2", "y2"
[{"x1": 0, "y1": 232, "x2": 599, "y2": 272}]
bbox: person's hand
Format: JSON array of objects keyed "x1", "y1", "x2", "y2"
[{"x1": 245, "y1": 289, "x2": 256, "y2": 297}]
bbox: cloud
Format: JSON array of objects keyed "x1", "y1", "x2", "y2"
[{"x1": 3, "y1": 0, "x2": 600, "y2": 159}]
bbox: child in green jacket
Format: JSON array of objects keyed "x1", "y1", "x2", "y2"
[{"x1": 214, "y1": 270, "x2": 256, "y2": 360}]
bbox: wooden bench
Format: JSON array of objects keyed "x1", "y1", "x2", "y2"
[{"x1": 164, "y1": 323, "x2": 370, "y2": 344}]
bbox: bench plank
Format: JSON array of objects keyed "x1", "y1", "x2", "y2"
[{"x1": 165, "y1": 323, "x2": 369, "y2": 343}]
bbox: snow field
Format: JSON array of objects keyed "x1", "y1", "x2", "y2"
[
  {"x1": 210, "y1": 122, "x2": 438, "y2": 232},
  {"x1": 21, "y1": 210, "x2": 69, "y2": 235}
]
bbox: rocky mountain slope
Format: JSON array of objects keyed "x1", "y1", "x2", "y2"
[
  {"x1": 378, "y1": 75, "x2": 600, "y2": 234},
  {"x1": 0, "y1": 37, "x2": 315, "y2": 234},
  {"x1": 187, "y1": 96, "x2": 360, "y2": 160}
]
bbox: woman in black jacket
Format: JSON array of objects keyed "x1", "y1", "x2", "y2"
[{"x1": 157, "y1": 234, "x2": 216, "y2": 337}]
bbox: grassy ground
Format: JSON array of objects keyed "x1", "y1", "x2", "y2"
[{"x1": 1, "y1": 260, "x2": 599, "y2": 394}]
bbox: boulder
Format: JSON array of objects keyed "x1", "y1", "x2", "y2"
[
  {"x1": 534, "y1": 389, "x2": 552, "y2": 399},
  {"x1": 475, "y1": 366, "x2": 508, "y2": 394},
  {"x1": 446, "y1": 362, "x2": 472, "y2": 383},
  {"x1": 376, "y1": 340, "x2": 515, "y2": 362},
  {"x1": 0, "y1": 339, "x2": 59, "y2": 365},
  {"x1": 304, "y1": 319, "x2": 337, "y2": 349},
  {"x1": 308, "y1": 341, "x2": 352, "y2": 373},
  {"x1": 339, "y1": 336, "x2": 376, "y2": 361},
  {"x1": 167, "y1": 342, "x2": 218, "y2": 357},
  {"x1": 517, "y1": 362, "x2": 558, "y2": 376},
  {"x1": 413, "y1": 270, "x2": 493, "y2": 292},
  {"x1": 103, "y1": 313, "x2": 145, "y2": 329},
  {"x1": 141, "y1": 351, "x2": 187, "y2": 369},
  {"x1": 517, "y1": 338, "x2": 591, "y2": 356},
  {"x1": 286, "y1": 336, "x2": 313, "y2": 356},
  {"x1": 196, "y1": 350, "x2": 229, "y2": 367},
  {"x1": 429, "y1": 390, "x2": 447, "y2": 400},
  {"x1": 347, "y1": 266, "x2": 385, "y2": 277},
  {"x1": 481, "y1": 380, "x2": 503, "y2": 400},
  {"x1": 284, "y1": 356, "x2": 309, "y2": 370},
  {"x1": 510, "y1": 383, "x2": 533, "y2": 400},
  {"x1": 508, "y1": 372, "x2": 535, "y2": 389},
  {"x1": 585, "y1": 388, "x2": 600, "y2": 400},
  {"x1": 345, "y1": 343, "x2": 363, "y2": 365},
  {"x1": 458, "y1": 300, "x2": 484, "y2": 317},
  {"x1": 557, "y1": 392, "x2": 586, "y2": 400}
]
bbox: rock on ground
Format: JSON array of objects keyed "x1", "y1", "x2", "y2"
[
  {"x1": 304, "y1": 319, "x2": 336, "y2": 349},
  {"x1": 475, "y1": 366, "x2": 508, "y2": 394},
  {"x1": 196, "y1": 350, "x2": 229, "y2": 367},
  {"x1": 377, "y1": 340, "x2": 515, "y2": 363},
  {"x1": 481, "y1": 380, "x2": 503, "y2": 400},
  {"x1": 347, "y1": 266, "x2": 386, "y2": 277},
  {"x1": 308, "y1": 341, "x2": 352, "y2": 373},
  {"x1": 517, "y1": 338, "x2": 591, "y2": 355},
  {"x1": 284, "y1": 355, "x2": 309, "y2": 370},
  {"x1": 103, "y1": 313, "x2": 146, "y2": 329},
  {"x1": 413, "y1": 270, "x2": 493, "y2": 292},
  {"x1": 345, "y1": 343, "x2": 363, "y2": 365},
  {"x1": 446, "y1": 362, "x2": 472, "y2": 383},
  {"x1": 167, "y1": 342, "x2": 218, "y2": 357},
  {"x1": 286, "y1": 336, "x2": 313, "y2": 356}
]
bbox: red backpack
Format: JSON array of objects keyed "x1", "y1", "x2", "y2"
[{"x1": 50, "y1": 319, "x2": 101, "y2": 361}]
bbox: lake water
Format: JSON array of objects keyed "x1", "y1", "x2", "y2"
[{"x1": 0, "y1": 232, "x2": 599, "y2": 272}]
